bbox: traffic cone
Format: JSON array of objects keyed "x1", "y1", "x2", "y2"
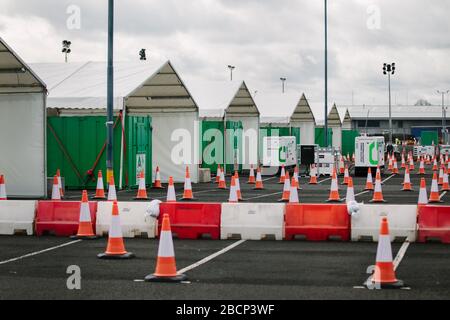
[
  {"x1": 71, "y1": 190, "x2": 98, "y2": 240},
  {"x1": 327, "y1": 168, "x2": 341, "y2": 202},
  {"x1": 93, "y1": 170, "x2": 106, "y2": 199},
  {"x1": 438, "y1": 166, "x2": 444, "y2": 185},
  {"x1": 215, "y1": 164, "x2": 222, "y2": 184},
  {"x1": 409, "y1": 157, "x2": 415, "y2": 171},
  {"x1": 365, "y1": 168, "x2": 374, "y2": 191},
  {"x1": 134, "y1": 171, "x2": 149, "y2": 200},
  {"x1": 145, "y1": 214, "x2": 187, "y2": 282},
  {"x1": 402, "y1": 167, "x2": 413, "y2": 191},
  {"x1": 429, "y1": 173, "x2": 443, "y2": 203},
  {"x1": 426, "y1": 155, "x2": 431, "y2": 165},
  {"x1": 342, "y1": 165, "x2": 350, "y2": 185},
  {"x1": 352, "y1": 153, "x2": 355, "y2": 162},
  {"x1": 401, "y1": 154, "x2": 406, "y2": 169},
  {"x1": 419, "y1": 159, "x2": 425, "y2": 175},
  {"x1": 228, "y1": 176, "x2": 238, "y2": 203},
  {"x1": 418, "y1": 178, "x2": 428, "y2": 205},
  {"x1": 279, "y1": 172, "x2": 291, "y2": 202},
  {"x1": 153, "y1": 166, "x2": 164, "y2": 189},
  {"x1": 289, "y1": 177, "x2": 299, "y2": 203},
  {"x1": 0, "y1": 175, "x2": 6, "y2": 200},
  {"x1": 393, "y1": 158, "x2": 399, "y2": 174},
  {"x1": 56, "y1": 169, "x2": 64, "y2": 198},
  {"x1": 107, "y1": 175, "x2": 117, "y2": 201},
  {"x1": 98, "y1": 201, "x2": 135, "y2": 259},
  {"x1": 254, "y1": 167, "x2": 264, "y2": 190},
  {"x1": 247, "y1": 165, "x2": 256, "y2": 184},
  {"x1": 218, "y1": 169, "x2": 227, "y2": 189},
  {"x1": 279, "y1": 165, "x2": 286, "y2": 184},
  {"x1": 293, "y1": 166, "x2": 301, "y2": 190},
  {"x1": 366, "y1": 217, "x2": 404, "y2": 289},
  {"x1": 309, "y1": 165, "x2": 318, "y2": 185},
  {"x1": 51, "y1": 175, "x2": 61, "y2": 200},
  {"x1": 432, "y1": 158, "x2": 438, "y2": 171},
  {"x1": 339, "y1": 156, "x2": 345, "y2": 175},
  {"x1": 388, "y1": 157, "x2": 393, "y2": 172},
  {"x1": 370, "y1": 169, "x2": 386, "y2": 203},
  {"x1": 182, "y1": 167, "x2": 195, "y2": 200},
  {"x1": 345, "y1": 177, "x2": 355, "y2": 203},
  {"x1": 234, "y1": 171, "x2": 243, "y2": 201},
  {"x1": 442, "y1": 170, "x2": 450, "y2": 191},
  {"x1": 166, "y1": 176, "x2": 177, "y2": 202}
]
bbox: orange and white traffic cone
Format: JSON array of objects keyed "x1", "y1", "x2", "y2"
[
  {"x1": 134, "y1": 171, "x2": 149, "y2": 200},
  {"x1": 393, "y1": 158, "x2": 399, "y2": 174},
  {"x1": 418, "y1": 178, "x2": 428, "y2": 205},
  {"x1": 327, "y1": 168, "x2": 341, "y2": 202},
  {"x1": 442, "y1": 171, "x2": 450, "y2": 191},
  {"x1": 182, "y1": 167, "x2": 195, "y2": 200},
  {"x1": 93, "y1": 170, "x2": 106, "y2": 199},
  {"x1": 438, "y1": 166, "x2": 444, "y2": 185},
  {"x1": 388, "y1": 156, "x2": 393, "y2": 172},
  {"x1": 366, "y1": 217, "x2": 404, "y2": 289},
  {"x1": 279, "y1": 165, "x2": 286, "y2": 184},
  {"x1": 234, "y1": 171, "x2": 243, "y2": 201},
  {"x1": 0, "y1": 175, "x2": 7, "y2": 200},
  {"x1": 56, "y1": 169, "x2": 64, "y2": 198},
  {"x1": 248, "y1": 165, "x2": 256, "y2": 184},
  {"x1": 342, "y1": 165, "x2": 350, "y2": 185},
  {"x1": 352, "y1": 153, "x2": 355, "y2": 162},
  {"x1": 107, "y1": 175, "x2": 117, "y2": 201},
  {"x1": 293, "y1": 166, "x2": 301, "y2": 190},
  {"x1": 400, "y1": 154, "x2": 406, "y2": 169},
  {"x1": 166, "y1": 176, "x2": 177, "y2": 202},
  {"x1": 432, "y1": 158, "x2": 438, "y2": 171},
  {"x1": 289, "y1": 177, "x2": 299, "y2": 203},
  {"x1": 370, "y1": 169, "x2": 386, "y2": 203},
  {"x1": 409, "y1": 157, "x2": 415, "y2": 171},
  {"x1": 279, "y1": 172, "x2": 291, "y2": 202},
  {"x1": 228, "y1": 176, "x2": 239, "y2": 203},
  {"x1": 215, "y1": 164, "x2": 222, "y2": 184},
  {"x1": 71, "y1": 190, "x2": 98, "y2": 240},
  {"x1": 98, "y1": 201, "x2": 135, "y2": 259},
  {"x1": 364, "y1": 168, "x2": 374, "y2": 191},
  {"x1": 345, "y1": 177, "x2": 355, "y2": 203},
  {"x1": 153, "y1": 166, "x2": 164, "y2": 189},
  {"x1": 402, "y1": 167, "x2": 413, "y2": 191},
  {"x1": 145, "y1": 214, "x2": 187, "y2": 282},
  {"x1": 254, "y1": 167, "x2": 264, "y2": 190},
  {"x1": 309, "y1": 165, "x2": 318, "y2": 185},
  {"x1": 218, "y1": 169, "x2": 227, "y2": 189},
  {"x1": 426, "y1": 155, "x2": 431, "y2": 165},
  {"x1": 419, "y1": 159, "x2": 426, "y2": 175},
  {"x1": 339, "y1": 156, "x2": 345, "y2": 175},
  {"x1": 429, "y1": 173, "x2": 443, "y2": 203},
  {"x1": 51, "y1": 175, "x2": 61, "y2": 200}
]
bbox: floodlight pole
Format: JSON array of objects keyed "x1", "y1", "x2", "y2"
[
  {"x1": 106, "y1": 0, "x2": 114, "y2": 182},
  {"x1": 324, "y1": 0, "x2": 329, "y2": 147},
  {"x1": 438, "y1": 90, "x2": 450, "y2": 144}
]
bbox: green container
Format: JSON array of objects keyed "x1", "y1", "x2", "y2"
[
  {"x1": 421, "y1": 131, "x2": 439, "y2": 146},
  {"x1": 47, "y1": 115, "x2": 152, "y2": 189},
  {"x1": 341, "y1": 130, "x2": 360, "y2": 156},
  {"x1": 225, "y1": 120, "x2": 243, "y2": 173},
  {"x1": 315, "y1": 128, "x2": 333, "y2": 147},
  {"x1": 200, "y1": 120, "x2": 225, "y2": 174},
  {"x1": 290, "y1": 127, "x2": 301, "y2": 146}
]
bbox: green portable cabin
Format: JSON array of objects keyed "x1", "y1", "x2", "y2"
[
  {"x1": 32, "y1": 59, "x2": 194, "y2": 188},
  {"x1": 340, "y1": 109, "x2": 359, "y2": 156}
]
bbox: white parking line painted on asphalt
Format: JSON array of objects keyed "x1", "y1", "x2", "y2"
[
  {"x1": 0, "y1": 240, "x2": 82, "y2": 266},
  {"x1": 440, "y1": 191, "x2": 447, "y2": 200},
  {"x1": 318, "y1": 177, "x2": 332, "y2": 184},
  {"x1": 342, "y1": 174, "x2": 395, "y2": 202},
  {"x1": 177, "y1": 240, "x2": 246, "y2": 275}
]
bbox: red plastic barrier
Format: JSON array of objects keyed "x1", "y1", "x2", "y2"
[
  {"x1": 418, "y1": 205, "x2": 450, "y2": 243},
  {"x1": 285, "y1": 204, "x2": 350, "y2": 241},
  {"x1": 159, "y1": 203, "x2": 221, "y2": 240},
  {"x1": 35, "y1": 201, "x2": 97, "y2": 236}
]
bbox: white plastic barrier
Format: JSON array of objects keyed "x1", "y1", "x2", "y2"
[
  {"x1": 96, "y1": 202, "x2": 158, "y2": 238},
  {"x1": 221, "y1": 203, "x2": 285, "y2": 240},
  {"x1": 0, "y1": 201, "x2": 36, "y2": 235},
  {"x1": 351, "y1": 204, "x2": 418, "y2": 242}
]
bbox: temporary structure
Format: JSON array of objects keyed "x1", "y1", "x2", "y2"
[
  {"x1": 289, "y1": 93, "x2": 317, "y2": 145},
  {"x1": 0, "y1": 38, "x2": 47, "y2": 198}
]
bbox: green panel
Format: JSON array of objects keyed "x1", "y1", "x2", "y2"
[
  {"x1": 421, "y1": 131, "x2": 439, "y2": 146},
  {"x1": 200, "y1": 121, "x2": 225, "y2": 173},
  {"x1": 127, "y1": 116, "x2": 152, "y2": 189},
  {"x1": 290, "y1": 127, "x2": 301, "y2": 146},
  {"x1": 225, "y1": 120, "x2": 243, "y2": 173},
  {"x1": 47, "y1": 115, "x2": 151, "y2": 189},
  {"x1": 315, "y1": 128, "x2": 333, "y2": 147},
  {"x1": 341, "y1": 130, "x2": 360, "y2": 156}
]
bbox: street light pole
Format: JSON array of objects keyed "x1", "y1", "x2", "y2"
[
  {"x1": 438, "y1": 90, "x2": 450, "y2": 144},
  {"x1": 228, "y1": 65, "x2": 235, "y2": 81},
  {"x1": 280, "y1": 77, "x2": 287, "y2": 93},
  {"x1": 383, "y1": 63, "x2": 396, "y2": 144},
  {"x1": 106, "y1": 0, "x2": 114, "y2": 183},
  {"x1": 324, "y1": 0, "x2": 328, "y2": 147}
]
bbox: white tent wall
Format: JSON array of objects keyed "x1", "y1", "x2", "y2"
[
  {"x1": 332, "y1": 126, "x2": 342, "y2": 151},
  {"x1": 227, "y1": 115, "x2": 259, "y2": 170},
  {"x1": 0, "y1": 93, "x2": 46, "y2": 197},
  {"x1": 291, "y1": 121, "x2": 315, "y2": 145},
  {"x1": 151, "y1": 112, "x2": 199, "y2": 183}
]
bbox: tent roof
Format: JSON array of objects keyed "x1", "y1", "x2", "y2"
[
  {"x1": 0, "y1": 37, "x2": 46, "y2": 92},
  {"x1": 345, "y1": 105, "x2": 445, "y2": 120},
  {"x1": 226, "y1": 82, "x2": 259, "y2": 116},
  {"x1": 327, "y1": 104, "x2": 342, "y2": 127},
  {"x1": 30, "y1": 60, "x2": 197, "y2": 112},
  {"x1": 290, "y1": 93, "x2": 316, "y2": 124}
]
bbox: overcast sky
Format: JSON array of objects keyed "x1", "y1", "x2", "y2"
[{"x1": 1, "y1": 0, "x2": 449, "y2": 117}]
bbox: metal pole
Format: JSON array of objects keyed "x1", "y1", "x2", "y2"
[
  {"x1": 106, "y1": 0, "x2": 114, "y2": 182},
  {"x1": 388, "y1": 72, "x2": 392, "y2": 144},
  {"x1": 324, "y1": 0, "x2": 329, "y2": 147}
]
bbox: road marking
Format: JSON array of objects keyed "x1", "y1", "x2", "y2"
[
  {"x1": 318, "y1": 177, "x2": 332, "y2": 184},
  {"x1": 0, "y1": 240, "x2": 82, "y2": 266},
  {"x1": 177, "y1": 240, "x2": 246, "y2": 275},
  {"x1": 262, "y1": 176, "x2": 278, "y2": 182},
  {"x1": 440, "y1": 191, "x2": 447, "y2": 200},
  {"x1": 342, "y1": 174, "x2": 395, "y2": 201}
]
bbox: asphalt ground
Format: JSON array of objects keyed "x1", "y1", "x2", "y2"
[
  {"x1": 0, "y1": 236, "x2": 449, "y2": 300},
  {"x1": 62, "y1": 163, "x2": 450, "y2": 205}
]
